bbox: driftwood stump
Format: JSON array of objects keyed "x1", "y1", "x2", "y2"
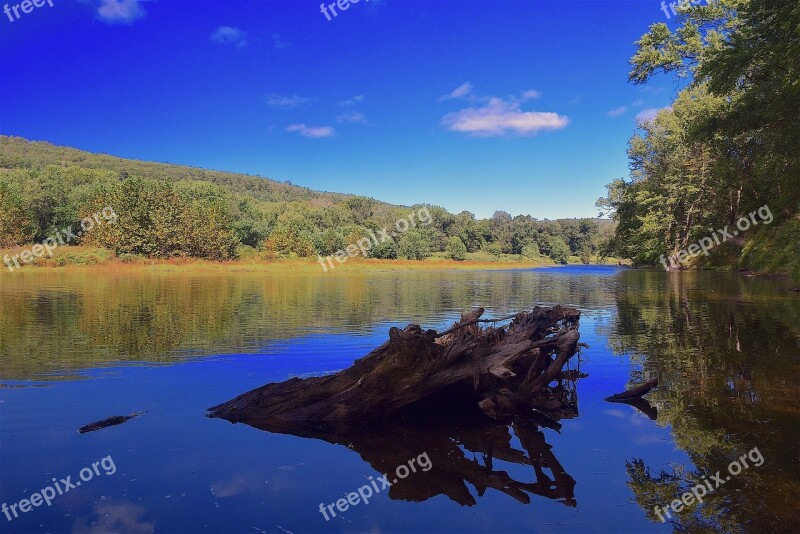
[{"x1": 209, "y1": 306, "x2": 584, "y2": 424}]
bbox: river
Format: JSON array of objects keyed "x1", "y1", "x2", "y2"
[{"x1": 1, "y1": 265, "x2": 797, "y2": 532}]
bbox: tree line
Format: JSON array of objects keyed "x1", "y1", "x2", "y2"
[
  {"x1": 597, "y1": 0, "x2": 799, "y2": 279},
  {"x1": 0, "y1": 137, "x2": 610, "y2": 263}
]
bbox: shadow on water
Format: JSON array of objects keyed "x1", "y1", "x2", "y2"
[
  {"x1": 223, "y1": 406, "x2": 582, "y2": 510},
  {"x1": 207, "y1": 339, "x2": 590, "y2": 510}
]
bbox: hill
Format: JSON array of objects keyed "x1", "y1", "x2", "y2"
[{"x1": 0, "y1": 136, "x2": 611, "y2": 265}]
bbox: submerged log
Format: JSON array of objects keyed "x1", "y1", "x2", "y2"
[
  {"x1": 78, "y1": 411, "x2": 145, "y2": 434},
  {"x1": 603, "y1": 378, "x2": 658, "y2": 402},
  {"x1": 209, "y1": 306, "x2": 584, "y2": 424}
]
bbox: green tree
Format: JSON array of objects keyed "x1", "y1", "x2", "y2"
[
  {"x1": 0, "y1": 180, "x2": 34, "y2": 247},
  {"x1": 601, "y1": 0, "x2": 799, "y2": 270},
  {"x1": 83, "y1": 176, "x2": 239, "y2": 260},
  {"x1": 398, "y1": 229, "x2": 431, "y2": 260},
  {"x1": 445, "y1": 236, "x2": 467, "y2": 261},
  {"x1": 540, "y1": 234, "x2": 570, "y2": 264},
  {"x1": 369, "y1": 239, "x2": 398, "y2": 259}
]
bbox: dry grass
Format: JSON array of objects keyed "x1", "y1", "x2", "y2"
[{"x1": 1, "y1": 246, "x2": 554, "y2": 274}]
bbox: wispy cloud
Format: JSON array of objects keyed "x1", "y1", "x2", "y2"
[
  {"x1": 97, "y1": 0, "x2": 146, "y2": 25},
  {"x1": 607, "y1": 106, "x2": 628, "y2": 118},
  {"x1": 440, "y1": 83, "x2": 541, "y2": 105},
  {"x1": 336, "y1": 111, "x2": 369, "y2": 125},
  {"x1": 337, "y1": 95, "x2": 365, "y2": 107},
  {"x1": 286, "y1": 124, "x2": 335, "y2": 138},
  {"x1": 272, "y1": 33, "x2": 289, "y2": 50},
  {"x1": 441, "y1": 97, "x2": 568, "y2": 137},
  {"x1": 266, "y1": 94, "x2": 313, "y2": 109},
  {"x1": 520, "y1": 89, "x2": 541, "y2": 101},
  {"x1": 609, "y1": 99, "x2": 649, "y2": 118},
  {"x1": 439, "y1": 82, "x2": 474, "y2": 101},
  {"x1": 210, "y1": 26, "x2": 247, "y2": 48},
  {"x1": 635, "y1": 107, "x2": 666, "y2": 123}
]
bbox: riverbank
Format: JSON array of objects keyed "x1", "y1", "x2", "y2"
[{"x1": 1, "y1": 245, "x2": 586, "y2": 274}]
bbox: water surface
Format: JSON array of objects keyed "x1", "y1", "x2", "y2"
[{"x1": 1, "y1": 266, "x2": 798, "y2": 532}]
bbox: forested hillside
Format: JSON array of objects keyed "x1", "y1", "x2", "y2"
[
  {"x1": 0, "y1": 136, "x2": 610, "y2": 263},
  {"x1": 598, "y1": 0, "x2": 799, "y2": 280}
]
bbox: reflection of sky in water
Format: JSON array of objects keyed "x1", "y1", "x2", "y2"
[{"x1": 1, "y1": 266, "x2": 796, "y2": 532}]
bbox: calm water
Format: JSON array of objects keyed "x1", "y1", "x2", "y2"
[{"x1": 1, "y1": 266, "x2": 798, "y2": 533}]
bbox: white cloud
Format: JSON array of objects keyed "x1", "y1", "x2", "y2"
[
  {"x1": 441, "y1": 97, "x2": 568, "y2": 137},
  {"x1": 266, "y1": 94, "x2": 313, "y2": 109},
  {"x1": 635, "y1": 107, "x2": 666, "y2": 123},
  {"x1": 439, "y1": 82, "x2": 474, "y2": 101},
  {"x1": 607, "y1": 106, "x2": 628, "y2": 118},
  {"x1": 337, "y1": 95, "x2": 365, "y2": 107},
  {"x1": 286, "y1": 124, "x2": 335, "y2": 138},
  {"x1": 632, "y1": 99, "x2": 645, "y2": 107},
  {"x1": 520, "y1": 89, "x2": 541, "y2": 101},
  {"x1": 97, "y1": 0, "x2": 145, "y2": 24},
  {"x1": 210, "y1": 26, "x2": 247, "y2": 48},
  {"x1": 336, "y1": 111, "x2": 369, "y2": 125}
]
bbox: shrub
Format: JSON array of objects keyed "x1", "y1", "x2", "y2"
[
  {"x1": 398, "y1": 230, "x2": 432, "y2": 260},
  {"x1": 446, "y1": 236, "x2": 467, "y2": 261},
  {"x1": 369, "y1": 239, "x2": 399, "y2": 259},
  {"x1": 482, "y1": 242, "x2": 503, "y2": 257}
]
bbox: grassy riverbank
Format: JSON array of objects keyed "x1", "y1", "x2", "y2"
[
  {"x1": 672, "y1": 216, "x2": 800, "y2": 283},
  {"x1": 0, "y1": 245, "x2": 577, "y2": 274}
]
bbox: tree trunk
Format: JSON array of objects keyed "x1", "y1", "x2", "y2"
[{"x1": 209, "y1": 306, "x2": 584, "y2": 424}]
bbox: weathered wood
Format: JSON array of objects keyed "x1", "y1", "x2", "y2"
[
  {"x1": 78, "y1": 411, "x2": 145, "y2": 434},
  {"x1": 603, "y1": 378, "x2": 659, "y2": 402},
  {"x1": 209, "y1": 306, "x2": 583, "y2": 424}
]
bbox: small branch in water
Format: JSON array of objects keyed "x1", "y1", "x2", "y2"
[
  {"x1": 604, "y1": 378, "x2": 658, "y2": 402},
  {"x1": 78, "y1": 411, "x2": 146, "y2": 434}
]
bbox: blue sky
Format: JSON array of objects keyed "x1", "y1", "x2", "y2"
[{"x1": 0, "y1": 0, "x2": 677, "y2": 219}]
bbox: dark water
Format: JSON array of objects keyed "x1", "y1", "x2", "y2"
[{"x1": 1, "y1": 266, "x2": 798, "y2": 533}]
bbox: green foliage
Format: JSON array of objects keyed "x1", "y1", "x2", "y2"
[
  {"x1": 482, "y1": 242, "x2": 503, "y2": 257},
  {"x1": 264, "y1": 229, "x2": 315, "y2": 258},
  {"x1": 539, "y1": 234, "x2": 570, "y2": 264},
  {"x1": 521, "y1": 243, "x2": 540, "y2": 261},
  {"x1": 83, "y1": 177, "x2": 239, "y2": 260},
  {"x1": 313, "y1": 228, "x2": 347, "y2": 256},
  {"x1": 368, "y1": 239, "x2": 398, "y2": 259},
  {"x1": 602, "y1": 0, "x2": 799, "y2": 270},
  {"x1": 0, "y1": 180, "x2": 34, "y2": 247},
  {"x1": 0, "y1": 136, "x2": 612, "y2": 264},
  {"x1": 740, "y1": 217, "x2": 800, "y2": 284},
  {"x1": 51, "y1": 246, "x2": 115, "y2": 266},
  {"x1": 398, "y1": 229, "x2": 432, "y2": 260},
  {"x1": 445, "y1": 236, "x2": 467, "y2": 261}
]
